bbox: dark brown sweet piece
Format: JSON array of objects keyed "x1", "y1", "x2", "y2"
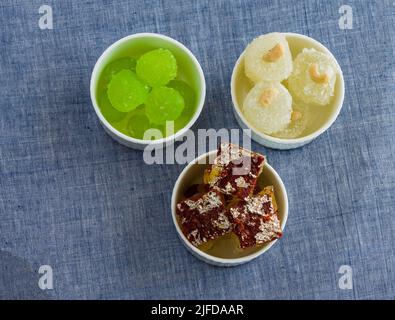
[
  {"x1": 204, "y1": 143, "x2": 265, "y2": 199},
  {"x1": 176, "y1": 190, "x2": 232, "y2": 247},
  {"x1": 228, "y1": 186, "x2": 282, "y2": 248}
]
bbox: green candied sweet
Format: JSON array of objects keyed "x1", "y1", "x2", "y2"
[
  {"x1": 145, "y1": 87, "x2": 185, "y2": 125},
  {"x1": 127, "y1": 113, "x2": 150, "y2": 139},
  {"x1": 168, "y1": 80, "x2": 196, "y2": 132},
  {"x1": 147, "y1": 123, "x2": 166, "y2": 140},
  {"x1": 174, "y1": 113, "x2": 191, "y2": 133},
  {"x1": 168, "y1": 80, "x2": 195, "y2": 110},
  {"x1": 136, "y1": 48, "x2": 177, "y2": 87},
  {"x1": 98, "y1": 90, "x2": 126, "y2": 123},
  {"x1": 107, "y1": 69, "x2": 149, "y2": 112},
  {"x1": 99, "y1": 57, "x2": 137, "y2": 89}
]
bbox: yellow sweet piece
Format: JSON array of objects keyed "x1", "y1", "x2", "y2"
[
  {"x1": 198, "y1": 239, "x2": 215, "y2": 252},
  {"x1": 291, "y1": 110, "x2": 303, "y2": 121},
  {"x1": 199, "y1": 233, "x2": 244, "y2": 258},
  {"x1": 259, "y1": 186, "x2": 278, "y2": 212},
  {"x1": 203, "y1": 166, "x2": 221, "y2": 185}
]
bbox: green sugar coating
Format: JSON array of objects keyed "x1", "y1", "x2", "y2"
[
  {"x1": 98, "y1": 90, "x2": 126, "y2": 123},
  {"x1": 168, "y1": 80, "x2": 195, "y2": 109},
  {"x1": 127, "y1": 113, "x2": 150, "y2": 139},
  {"x1": 99, "y1": 57, "x2": 137, "y2": 90},
  {"x1": 168, "y1": 81, "x2": 196, "y2": 132},
  {"x1": 174, "y1": 113, "x2": 191, "y2": 133},
  {"x1": 107, "y1": 69, "x2": 149, "y2": 112},
  {"x1": 136, "y1": 49, "x2": 177, "y2": 87},
  {"x1": 145, "y1": 86, "x2": 185, "y2": 125}
]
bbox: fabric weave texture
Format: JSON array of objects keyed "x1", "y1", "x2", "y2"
[{"x1": 0, "y1": 0, "x2": 394, "y2": 299}]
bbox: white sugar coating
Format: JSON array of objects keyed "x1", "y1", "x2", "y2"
[
  {"x1": 288, "y1": 48, "x2": 337, "y2": 106},
  {"x1": 212, "y1": 212, "x2": 231, "y2": 230},
  {"x1": 242, "y1": 81, "x2": 292, "y2": 135},
  {"x1": 273, "y1": 101, "x2": 309, "y2": 138},
  {"x1": 255, "y1": 215, "x2": 281, "y2": 244},
  {"x1": 183, "y1": 191, "x2": 222, "y2": 214},
  {"x1": 215, "y1": 143, "x2": 255, "y2": 166},
  {"x1": 244, "y1": 33, "x2": 293, "y2": 82},
  {"x1": 245, "y1": 193, "x2": 274, "y2": 217},
  {"x1": 235, "y1": 176, "x2": 249, "y2": 188}
]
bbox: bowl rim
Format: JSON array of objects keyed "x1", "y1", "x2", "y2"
[
  {"x1": 171, "y1": 149, "x2": 289, "y2": 265},
  {"x1": 231, "y1": 32, "x2": 345, "y2": 145},
  {"x1": 90, "y1": 32, "x2": 206, "y2": 146}
]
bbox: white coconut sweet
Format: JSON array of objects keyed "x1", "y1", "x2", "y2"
[
  {"x1": 273, "y1": 100, "x2": 309, "y2": 139},
  {"x1": 288, "y1": 48, "x2": 337, "y2": 106},
  {"x1": 242, "y1": 81, "x2": 292, "y2": 135},
  {"x1": 244, "y1": 33, "x2": 293, "y2": 83}
]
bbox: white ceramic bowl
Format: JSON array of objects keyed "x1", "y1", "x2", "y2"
[
  {"x1": 90, "y1": 33, "x2": 206, "y2": 150},
  {"x1": 231, "y1": 32, "x2": 345, "y2": 150},
  {"x1": 171, "y1": 150, "x2": 288, "y2": 267}
]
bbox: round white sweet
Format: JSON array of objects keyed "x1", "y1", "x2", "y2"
[
  {"x1": 273, "y1": 101, "x2": 309, "y2": 139},
  {"x1": 288, "y1": 48, "x2": 337, "y2": 106},
  {"x1": 244, "y1": 33, "x2": 293, "y2": 83},
  {"x1": 242, "y1": 82, "x2": 292, "y2": 135}
]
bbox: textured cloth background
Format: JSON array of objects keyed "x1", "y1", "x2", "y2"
[{"x1": 0, "y1": 0, "x2": 394, "y2": 299}]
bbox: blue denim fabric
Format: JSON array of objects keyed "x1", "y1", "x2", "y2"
[{"x1": 0, "y1": 0, "x2": 394, "y2": 299}]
